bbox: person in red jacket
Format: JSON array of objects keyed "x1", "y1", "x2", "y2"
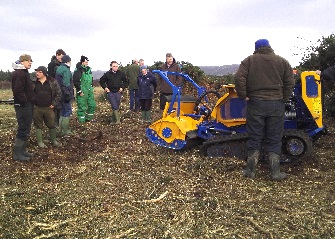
[{"x1": 234, "y1": 39, "x2": 294, "y2": 181}]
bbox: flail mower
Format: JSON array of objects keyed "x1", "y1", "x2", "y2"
[{"x1": 146, "y1": 70, "x2": 327, "y2": 162}]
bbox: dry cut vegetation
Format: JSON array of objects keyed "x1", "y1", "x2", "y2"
[{"x1": 0, "y1": 88, "x2": 335, "y2": 239}]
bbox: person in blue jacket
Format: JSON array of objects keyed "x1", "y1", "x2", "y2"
[{"x1": 137, "y1": 65, "x2": 157, "y2": 122}]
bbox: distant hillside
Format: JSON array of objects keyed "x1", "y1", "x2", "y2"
[
  {"x1": 199, "y1": 64, "x2": 239, "y2": 76},
  {"x1": 91, "y1": 64, "x2": 240, "y2": 80},
  {"x1": 92, "y1": 70, "x2": 105, "y2": 80}
]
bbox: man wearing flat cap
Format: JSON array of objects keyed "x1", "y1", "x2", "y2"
[
  {"x1": 234, "y1": 39, "x2": 294, "y2": 181},
  {"x1": 11, "y1": 54, "x2": 35, "y2": 161},
  {"x1": 33, "y1": 66, "x2": 62, "y2": 147}
]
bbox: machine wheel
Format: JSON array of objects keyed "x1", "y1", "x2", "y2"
[{"x1": 282, "y1": 130, "x2": 313, "y2": 160}]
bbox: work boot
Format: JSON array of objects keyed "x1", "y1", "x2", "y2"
[
  {"x1": 49, "y1": 128, "x2": 61, "y2": 147},
  {"x1": 36, "y1": 129, "x2": 46, "y2": 148},
  {"x1": 243, "y1": 150, "x2": 260, "y2": 179},
  {"x1": 114, "y1": 110, "x2": 121, "y2": 125},
  {"x1": 22, "y1": 140, "x2": 33, "y2": 158},
  {"x1": 110, "y1": 111, "x2": 116, "y2": 124},
  {"x1": 60, "y1": 117, "x2": 73, "y2": 135},
  {"x1": 13, "y1": 138, "x2": 30, "y2": 162},
  {"x1": 269, "y1": 152, "x2": 287, "y2": 181},
  {"x1": 145, "y1": 111, "x2": 152, "y2": 123}
]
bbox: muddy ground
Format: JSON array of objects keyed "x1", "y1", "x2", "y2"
[{"x1": 0, "y1": 90, "x2": 334, "y2": 239}]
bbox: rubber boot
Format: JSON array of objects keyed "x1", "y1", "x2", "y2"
[
  {"x1": 145, "y1": 111, "x2": 151, "y2": 123},
  {"x1": 49, "y1": 128, "x2": 61, "y2": 147},
  {"x1": 110, "y1": 111, "x2": 116, "y2": 124},
  {"x1": 61, "y1": 117, "x2": 73, "y2": 135},
  {"x1": 22, "y1": 140, "x2": 33, "y2": 158},
  {"x1": 141, "y1": 111, "x2": 146, "y2": 121},
  {"x1": 243, "y1": 150, "x2": 260, "y2": 179},
  {"x1": 36, "y1": 129, "x2": 46, "y2": 148},
  {"x1": 59, "y1": 116, "x2": 64, "y2": 135},
  {"x1": 269, "y1": 152, "x2": 287, "y2": 181},
  {"x1": 13, "y1": 138, "x2": 30, "y2": 161},
  {"x1": 114, "y1": 110, "x2": 121, "y2": 125}
]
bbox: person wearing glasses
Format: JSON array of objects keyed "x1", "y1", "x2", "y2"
[{"x1": 99, "y1": 61, "x2": 128, "y2": 125}]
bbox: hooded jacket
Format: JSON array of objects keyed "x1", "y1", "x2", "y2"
[
  {"x1": 158, "y1": 59, "x2": 182, "y2": 94},
  {"x1": 73, "y1": 62, "x2": 93, "y2": 94},
  {"x1": 137, "y1": 71, "x2": 157, "y2": 99},
  {"x1": 234, "y1": 47, "x2": 294, "y2": 102},
  {"x1": 11, "y1": 62, "x2": 35, "y2": 106},
  {"x1": 55, "y1": 63, "x2": 74, "y2": 101}
]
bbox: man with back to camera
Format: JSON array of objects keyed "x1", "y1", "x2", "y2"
[
  {"x1": 234, "y1": 39, "x2": 295, "y2": 181},
  {"x1": 126, "y1": 58, "x2": 140, "y2": 112}
]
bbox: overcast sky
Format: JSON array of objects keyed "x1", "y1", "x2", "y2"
[{"x1": 0, "y1": 0, "x2": 334, "y2": 72}]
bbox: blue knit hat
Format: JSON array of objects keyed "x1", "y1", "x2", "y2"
[
  {"x1": 140, "y1": 65, "x2": 148, "y2": 70},
  {"x1": 62, "y1": 55, "x2": 71, "y2": 63},
  {"x1": 255, "y1": 39, "x2": 270, "y2": 50}
]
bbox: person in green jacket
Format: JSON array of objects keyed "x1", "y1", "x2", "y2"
[
  {"x1": 73, "y1": 56, "x2": 96, "y2": 123},
  {"x1": 55, "y1": 55, "x2": 74, "y2": 135},
  {"x1": 126, "y1": 58, "x2": 140, "y2": 112}
]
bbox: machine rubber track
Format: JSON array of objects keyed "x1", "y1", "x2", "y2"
[{"x1": 201, "y1": 130, "x2": 313, "y2": 163}]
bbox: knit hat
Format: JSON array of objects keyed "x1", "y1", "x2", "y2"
[
  {"x1": 255, "y1": 39, "x2": 270, "y2": 50},
  {"x1": 62, "y1": 55, "x2": 71, "y2": 63},
  {"x1": 140, "y1": 65, "x2": 148, "y2": 70},
  {"x1": 19, "y1": 54, "x2": 33, "y2": 62},
  {"x1": 35, "y1": 66, "x2": 47, "y2": 75},
  {"x1": 80, "y1": 55, "x2": 89, "y2": 63}
]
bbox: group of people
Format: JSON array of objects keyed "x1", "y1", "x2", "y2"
[
  {"x1": 11, "y1": 49, "x2": 96, "y2": 162},
  {"x1": 11, "y1": 49, "x2": 181, "y2": 162},
  {"x1": 11, "y1": 41, "x2": 303, "y2": 181}
]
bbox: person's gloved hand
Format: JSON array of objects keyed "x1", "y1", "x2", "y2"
[{"x1": 64, "y1": 94, "x2": 71, "y2": 103}]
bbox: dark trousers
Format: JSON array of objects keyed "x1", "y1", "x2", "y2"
[
  {"x1": 60, "y1": 101, "x2": 72, "y2": 117},
  {"x1": 54, "y1": 108, "x2": 61, "y2": 127},
  {"x1": 139, "y1": 99, "x2": 153, "y2": 111},
  {"x1": 107, "y1": 92, "x2": 122, "y2": 110},
  {"x1": 129, "y1": 89, "x2": 140, "y2": 111},
  {"x1": 246, "y1": 99, "x2": 285, "y2": 155},
  {"x1": 33, "y1": 106, "x2": 55, "y2": 129},
  {"x1": 14, "y1": 102, "x2": 33, "y2": 141},
  {"x1": 159, "y1": 93, "x2": 172, "y2": 110}
]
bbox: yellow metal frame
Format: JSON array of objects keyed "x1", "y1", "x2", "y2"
[
  {"x1": 211, "y1": 85, "x2": 247, "y2": 127},
  {"x1": 300, "y1": 71, "x2": 323, "y2": 128}
]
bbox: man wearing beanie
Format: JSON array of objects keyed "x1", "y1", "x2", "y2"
[
  {"x1": 73, "y1": 56, "x2": 96, "y2": 123},
  {"x1": 11, "y1": 54, "x2": 35, "y2": 161},
  {"x1": 55, "y1": 55, "x2": 74, "y2": 135},
  {"x1": 234, "y1": 39, "x2": 294, "y2": 181},
  {"x1": 33, "y1": 66, "x2": 62, "y2": 147}
]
